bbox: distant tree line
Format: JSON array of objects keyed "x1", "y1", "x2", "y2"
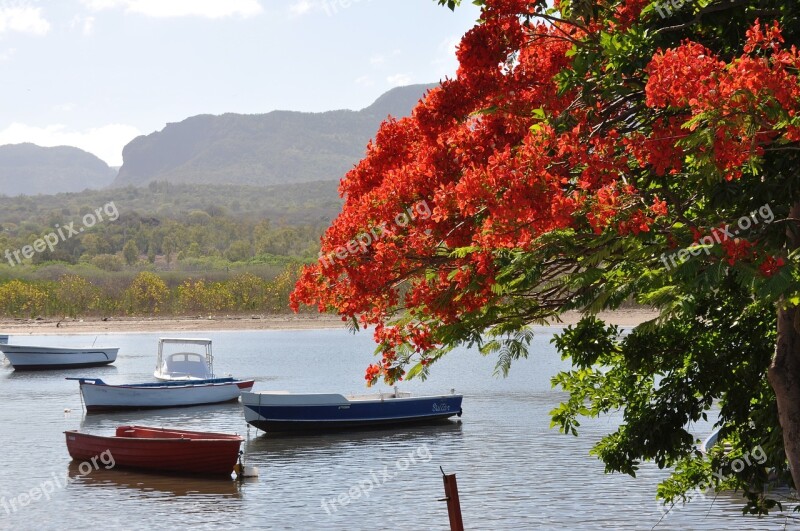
[{"x1": 0, "y1": 269, "x2": 303, "y2": 318}]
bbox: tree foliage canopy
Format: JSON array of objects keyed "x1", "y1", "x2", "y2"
[{"x1": 292, "y1": 0, "x2": 800, "y2": 512}]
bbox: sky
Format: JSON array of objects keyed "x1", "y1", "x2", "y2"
[{"x1": 0, "y1": 0, "x2": 482, "y2": 166}]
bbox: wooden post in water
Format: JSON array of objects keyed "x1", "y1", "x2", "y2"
[{"x1": 440, "y1": 467, "x2": 464, "y2": 531}]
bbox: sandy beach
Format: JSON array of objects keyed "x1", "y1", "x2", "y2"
[
  {"x1": 0, "y1": 309, "x2": 659, "y2": 336},
  {"x1": 0, "y1": 314, "x2": 346, "y2": 335}
]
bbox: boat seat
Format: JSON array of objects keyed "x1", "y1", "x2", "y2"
[{"x1": 162, "y1": 352, "x2": 210, "y2": 379}]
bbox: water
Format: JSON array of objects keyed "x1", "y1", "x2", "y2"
[{"x1": 0, "y1": 328, "x2": 795, "y2": 530}]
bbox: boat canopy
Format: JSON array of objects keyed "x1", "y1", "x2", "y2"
[
  {"x1": 155, "y1": 338, "x2": 214, "y2": 380},
  {"x1": 159, "y1": 338, "x2": 213, "y2": 346}
]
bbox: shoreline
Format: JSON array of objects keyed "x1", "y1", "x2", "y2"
[
  {"x1": 0, "y1": 314, "x2": 346, "y2": 335},
  {"x1": 0, "y1": 309, "x2": 659, "y2": 336}
]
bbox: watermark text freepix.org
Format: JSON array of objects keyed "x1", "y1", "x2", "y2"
[
  {"x1": 4, "y1": 201, "x2": 119, "y2": 267},
  {"x1": 2, "y1": 449, "x2": 115, "y2": 516},
  {"x1": 320, "y1": 443, "x2": 433, "y2": 515},
  {"x1": 318, "y1": 199, "x2": 432, "y2": 268},
  {"x1": 322, "y1": 0, "x2": 373, "y2": 17},
  {"x1": 654, "y1": 0, "x2": 693, "y2": 19},
  {"x1": 657, "y1": 444, "x2": 767, "y2": 521},
  {"x1": 659, "y1": 203, "x2": 774, "y2": 271}
]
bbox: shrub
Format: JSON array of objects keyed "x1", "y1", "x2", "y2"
[
  {"x1": 0, "y1": 279, "x2": 48, "y2": 317},
  {"x1": 54, "y1": 274, "x2": 101, "y2": 317},
  {"x1": 124, "y1": 271, "x2": 169, "y2": 314}
]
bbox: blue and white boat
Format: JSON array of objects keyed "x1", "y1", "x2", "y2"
[
  {"x1": 241, "y1": 388, "x2": 463, "y2": 433},
  {"x1": 69, "y1": 337, "x2": 254, "y2": 412}
]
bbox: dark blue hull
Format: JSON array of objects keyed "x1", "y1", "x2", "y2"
[
  {"x1": 12, "y1": 360, "x2": 115, "y2": 371},
  {"x1": 243, "y1": 393, "x2": 463, "y2": 433}
]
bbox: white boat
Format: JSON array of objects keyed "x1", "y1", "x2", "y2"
[
  {"x1": 0, "y1": 343, "x2": 118, "y2": 370},
  {"x1": 69, "y1": 337, "x2": 254, "y2": 411},
  {"x1": 0, "y1": 335, "x2": 8, "y2": 345},
  {"x1": 700, "y1": 427, "x2": 733, "y2": 455},
  {"x1": 69, "y1": 377, "x2": 256, "y2": 412},
  {"x1": 154, "y1": 338, "x2": 215, "y2": 381}
]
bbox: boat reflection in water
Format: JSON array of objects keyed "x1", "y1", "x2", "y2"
[
  {"x1": 3, "y1": 364, "x2": 118, "y2": 381},
  {"x1": 67, "y1": 462, "x2": 243, "y2": 499},
  {"x1": 245, "y1": 420, "x2": 464, "y2": 458}
]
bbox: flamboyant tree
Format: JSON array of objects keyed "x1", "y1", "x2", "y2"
[{"x1": 292, "y1": 0, "x2": 800, "y2": 512}]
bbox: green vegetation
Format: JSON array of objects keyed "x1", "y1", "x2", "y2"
[
  {"x1": 0, "y1": 181, "x2": 339, "y2": 266},
  {"x1": 0, "y1": 269, "x2": 301, "y2": 318},
  {"x1": 0, "y1": 181, "x2": 340, "y2": 317}
]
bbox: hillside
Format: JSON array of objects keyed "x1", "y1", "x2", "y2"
[
  {"x1": 112, "y1": 83, "x2": 437, "y2": 188},
  {"x1": 0, "y1": 143, "x2": 116, "y2": 196}
]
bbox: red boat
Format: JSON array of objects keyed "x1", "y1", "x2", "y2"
[{"x1": 64, "y1": 425, "x2": 244, "y2": 476}]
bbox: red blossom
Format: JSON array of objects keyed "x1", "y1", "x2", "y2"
[
  {"x1": 722, "y1": 239, "x2": 754, "y2": 266},
  {"x1": 759, "y1": 256, "x2": 786, "y2": 277}
]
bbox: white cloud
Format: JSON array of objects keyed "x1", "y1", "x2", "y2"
[
  {"x1": 69, "y1": 15, "x2": 95, "y2": 35},
  {"x1": 286, "y1": 0, "x2": 375, "y2": 18},
  {"x1": 0, "y1": 47, "x2": 16, "y2": 62},
  {"x1": 370, "y1": 49, "x2": 401, "y2": 67},
  {"x1": 82, "y1": 15, "x2": 95, "y2": 34},
  {"x1": 81, "y1": 0, "x2": 263, "y2": 19},
  {"x1": 433, "y1": 35, "x2": 461, "y2": 70},
  {"x1": 288, "y1": 0, "x2": 313, "y2": 17},
  {"x1": 354, "y1": 75, "x2": 373, "y2": 87},
  {"x1": 0, "y1": 123, "x2": 142, "y2": 166},
  {"x1": 0, "y1": 6, "x2": 50, "y2": 36},
  {"x1": 386, "y1": 73, "x2": 412, "y2": 87},
  {"x1": 53, "y1": 103, "x2": 77, "y2": 112},
  {"x1": 81, "y1": 0, "x2": 125, "y2": 9}
]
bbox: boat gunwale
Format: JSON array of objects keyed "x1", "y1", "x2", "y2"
[
  {"x1": 65, "y1": 429, "x2": 244, "y2": 443},
  {"x1": 69, "y1": 377, "x2": 255, "y2": 390},
  {"x1": 0, "y1": 345, "x2": 119, "y2": 354},
  {"x1": 242, "y1": 391, "x2": 462, "y2": 405}
]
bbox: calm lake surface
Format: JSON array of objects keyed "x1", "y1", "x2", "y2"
[{"x1": 0, "y1": 328, "x2": 795, "y2": 530}]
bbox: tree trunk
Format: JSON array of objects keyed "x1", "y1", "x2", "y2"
[
  {"x1": 768, "y1": 201, "x2": 800, "y2": 490},
  {"x1": 769, "y1": 305, "x2": 800, "y2": 489}
]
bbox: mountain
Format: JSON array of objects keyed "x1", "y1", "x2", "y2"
[
  {"x1": 112, "y1": 83, "x2": 438, "y2": 188},
  {"x1": 0, "y1": 143, "x2": 116, "y2": 197}
]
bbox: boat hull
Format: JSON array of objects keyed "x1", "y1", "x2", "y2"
[
  {"x1": 1, "y1": 345, "x2": 118, "y2": 370},
  {"x1": 65, "y1": 425, "x2": 243, "y2": 476},
  {"x1": 72, "y1": 378, "x2": 255, "y2": 412},
  {"x1": 242, "y1": 392, "x2": 463, "y2": 433}
]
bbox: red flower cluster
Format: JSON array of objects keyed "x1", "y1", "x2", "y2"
[
  {"x1": 645, "y1": 20, "x2": 800, "y2": 180},
  {"x1": 722, "y1": 238, "x2": 753, "y2": 266},
  {"x1": 291, "y1": 3, "x2": 798, "y2": 384},
  {"x1": 759, "y1": 255, "x2": 786, "y2": 277}
]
